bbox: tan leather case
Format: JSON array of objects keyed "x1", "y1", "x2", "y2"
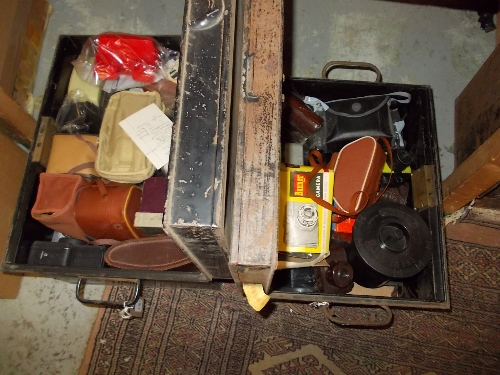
[
  {"x1": 46, "y1": 134, "x2": 99, "y2": 176},
  {"x1": 31, "y1": 173, "x2": 89, "y2": 241},
  {"x1": 75, "y1": 182, "x2": 144, "y2": 241},
  {"x1": 333, "y1": 136, "x2": 385, "y2": 214}
]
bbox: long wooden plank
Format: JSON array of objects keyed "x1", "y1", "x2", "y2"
[
  {"x1": 13, "y1": 0, "x2": 52, "y2": 111},
  {"x1": 0, "y1": 133, "x2": 27, "y2": 298},
  {"x1": 0, "y1": 0, "x2": 33, "y2": 96},
  {"x1": 0, "y1": 87, "x2": 36, "y2": 146},
  {"x1": 442, "y1": 126, "x2": 500, "y2": 213},
  {"x1": 229, "y1": 0, "x2": 283, "y2": 292}
]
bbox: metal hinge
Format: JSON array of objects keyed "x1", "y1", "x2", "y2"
[{"x1": 411, "y1": 165, "x2": 438, "y2": 208}]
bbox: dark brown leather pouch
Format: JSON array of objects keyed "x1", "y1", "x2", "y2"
[
  {"x1": 283, "y1": 95, "x2": 324, "y2": 143},
  {"x1": 104, "y1": 235, "x2": 192, "y2": 270}
]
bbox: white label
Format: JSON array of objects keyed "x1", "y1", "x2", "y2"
[{"x1": 119, "y1": 103, "x2": 173, "y2": 169}]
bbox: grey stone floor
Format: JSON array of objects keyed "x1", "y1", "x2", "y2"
[{"x1": 0, "y1": 1, "x2": 496, "y2": 374}]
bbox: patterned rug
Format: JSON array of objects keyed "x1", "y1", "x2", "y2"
[{"x1": 80, "y1": 239, "x2": 500, "y2": 375}]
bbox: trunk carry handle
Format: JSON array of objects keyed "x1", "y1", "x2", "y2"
[
  {"x1": 322, "y1": 61, "x2": 382, "y2": 83},
  {"x1": 76, "y1": 278, "x2": 141, "y2": 308},
  {"x1": 315, "y1": 303, "x2": 393, "y2": 328}
]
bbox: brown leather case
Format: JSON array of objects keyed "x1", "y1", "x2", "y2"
[
  {"x1": 284, "y1": 95, "x2": 324, "y2": 141},
  {"x1": 75, "y1": 182, "x2": 145, "y2": 241},
  {"x1": 333, "y1": 136, "x2": 386, "y2": 214},
  {"x1": 104, "y1": 235, "x2": 192, "y2": 270},
  {"x1": 31, "y1": 173, "x2": 89, "y2": 241}
]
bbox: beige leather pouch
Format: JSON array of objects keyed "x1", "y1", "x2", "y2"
[{"x1": 95, "y1": 91, "x2": 164, "y2": 183}]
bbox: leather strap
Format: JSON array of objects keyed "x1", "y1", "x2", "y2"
[
  {"x1": 92, "y1": 178, "x2": 108, "y2": 197},
  {"x1": 66, "y1": 133, "x2": 99, "y2": 175},
  {"x1": 67, "y1": 162, "x2": 96, "y2": 175},
  {"x1": 75, "y1": 132, "x2": 98, "y2": 154},
  {"x1": 91, "y1": 239, "x2": 120, "y2": 246},
  {"x1": 372, "y1": 137, "x2": 393, "y2": 204},
  {"x1": 305, "y1": 151, "x2": 365, "y2": 218}
]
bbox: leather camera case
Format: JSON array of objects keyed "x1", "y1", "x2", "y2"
[
  {"x1": 75, "y1": 181, "x2": 145, "y2": 241},
  {"x1": 31, "y1": 173, "x2": 90, "y2": 241},
  {"x1": 333, "y1": 136, "x2": 386, "y2": 214},
  {"x1": 324, "y1": 95, "x2": 394, "y2": 152},
  {"x1": 32, "y1": 174, "x2": 144, "y2": 242}
]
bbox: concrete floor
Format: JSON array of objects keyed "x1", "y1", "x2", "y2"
[{"x1": 0, "y1": 0, "x2": 496, "y2": 374}]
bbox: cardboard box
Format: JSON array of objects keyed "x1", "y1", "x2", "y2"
[{"x1": 278, "y1": 165, "x2": 334, "y2": 254}]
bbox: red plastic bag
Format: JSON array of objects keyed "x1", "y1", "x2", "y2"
[
  {"x1": 72, "y1": 33, "x2": 179, "y2": 94},
  {"x1": 94, "y1": 34, "x2": 158, "y2": 83}
]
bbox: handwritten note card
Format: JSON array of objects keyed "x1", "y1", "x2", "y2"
[{"x1": 119, "y1": 104, "x2": 173, "y2": 169}]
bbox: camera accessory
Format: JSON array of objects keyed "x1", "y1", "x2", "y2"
[
  {"x1": 390, "y1": 148, "x2": 413, "y2": 172},
  {"x1": 28, "y1": 241, "x2": 106, "y2": 268},
  {"x1": 347, "y1": 202, "x2": 433, "y2": 288}
]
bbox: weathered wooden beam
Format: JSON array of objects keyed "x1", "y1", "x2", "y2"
[
  {"x1": 229, "y1": 0, "x2": 284, "y2": 293},
  {"x1": 0, "y1": 87, "x2": 36, "y2": 146},
  {"x1": 13, "y1": 0, "x2": 52, "y2": 111},
  {"x1": 0, "y1": 132, "x2": 28, "y2": 298},
  {"x1": 442, "y1": 126, "x2": 500, "y2": 213},
  {"x1": 0, "y1": 0, "x2": 33, "y2": 96}
]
